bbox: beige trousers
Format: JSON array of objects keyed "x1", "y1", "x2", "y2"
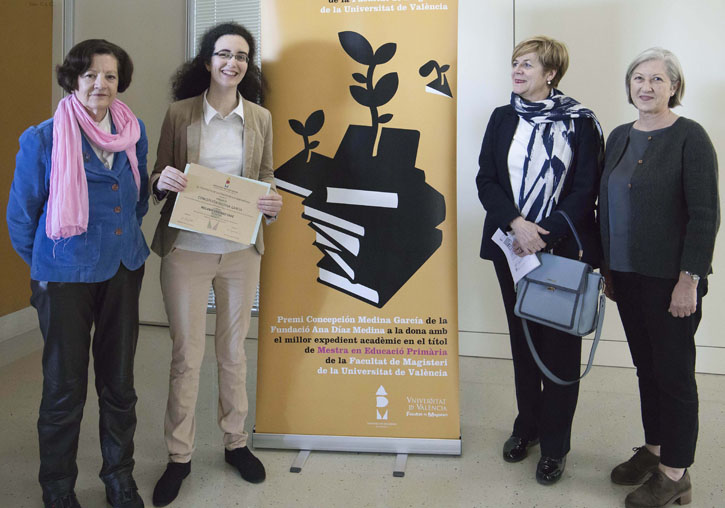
[{"x1": 160, "y1": 247, "x2": 260, "y2": 463}]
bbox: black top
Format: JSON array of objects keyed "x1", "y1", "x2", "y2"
[
  {"x1": 476, "y1": 104, "x2": 603, "y2": 266},
  {"x1": 600, "y1": 117, "x2": 720, "y2": 279},
  {"x1": 607, "y1": 126, "x2": 668, "y2": 271}
]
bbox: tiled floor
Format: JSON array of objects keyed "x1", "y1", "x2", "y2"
[{"x1": 1, "y1": 325, "x2": 723, "y2": 507}]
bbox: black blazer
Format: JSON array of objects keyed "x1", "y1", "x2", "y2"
[{"x1": 476, "y1": 104, "x2": 602, "y2": 267}]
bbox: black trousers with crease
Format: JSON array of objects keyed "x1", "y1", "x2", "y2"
[{"x1": 493, "y1": 258, "x2": 582, "y2": 459}]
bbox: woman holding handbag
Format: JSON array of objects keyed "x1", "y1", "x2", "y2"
[
  {"x1": 476, "y1": 35, "x2": 603, "y2": 485},
  {"x1": 600, "y1": 48, "x2": 719, "y2": 508}
]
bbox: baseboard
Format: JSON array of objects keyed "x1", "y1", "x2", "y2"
[
  {"x1": 459, "y1": 330, "x2": 725, "y2": 375},
  {"x1": 0, "y1": 306, "x2": 37, "y2": 344}
]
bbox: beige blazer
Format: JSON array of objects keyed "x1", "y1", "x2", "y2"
[{"x1": 150, "y1": 94, "x2": 275, "y2": 257}]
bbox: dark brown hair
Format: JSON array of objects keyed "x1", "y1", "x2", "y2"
[{"x1": 56, "y1": 39, "x2": 133, "y2": 94}]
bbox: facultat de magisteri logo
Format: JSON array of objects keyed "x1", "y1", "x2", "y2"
[{"x1": 274, "y1": 31, "x2": 452, "y2": 308}]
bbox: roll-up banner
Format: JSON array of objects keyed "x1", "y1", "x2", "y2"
[{"x1": 256, "y1": 0, "x2": 459, "y2": 455}]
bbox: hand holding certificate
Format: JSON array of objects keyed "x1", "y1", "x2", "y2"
[
  {"x1": 169, "y1": 163, "x2": 271, "y2": 245},
  {"x1": 492, "y1": 228, "x2": 541, "y2": 284}
]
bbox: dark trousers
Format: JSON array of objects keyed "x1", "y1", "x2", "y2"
[
  {"x1": 493, "y1": 258, "x2": 582, "y2": 459},
  {"x1": 30, "y1": 264, "x2": 144, "y2": 501},
  {"x1": 611, "y1": 271, "x2": 703, "y2": 468}
]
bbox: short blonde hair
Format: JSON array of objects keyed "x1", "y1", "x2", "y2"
[
  {"x1": 512, "y1": 36, "x2": 569, "y2": 88},
  {"x1": 625, "y1": 47, "x2": 685, "y2": 108}
]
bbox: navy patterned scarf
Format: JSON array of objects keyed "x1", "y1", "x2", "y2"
[{"x1": 511, "y1": 90, "x2": 603, "y2": 223}]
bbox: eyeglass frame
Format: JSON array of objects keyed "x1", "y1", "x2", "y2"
[{"x1": 212, "y1": 51, "x2": 250, "y2": 63}]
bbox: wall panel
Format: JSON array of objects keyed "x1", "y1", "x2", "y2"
[{"x1": 0, "y1": 1, "x2": 53, "y2": 318}]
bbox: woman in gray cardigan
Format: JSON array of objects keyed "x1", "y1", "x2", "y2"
[{"x1": 600, "y1": 48, "x2": 719, "y2": 508}]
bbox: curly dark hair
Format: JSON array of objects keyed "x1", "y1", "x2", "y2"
[
  {"x1": 172, "y1": 22, "x2": 264, "y2": 104},
  {"x1": 56, "y1": 39, "x2": 133, "y2": 93}
]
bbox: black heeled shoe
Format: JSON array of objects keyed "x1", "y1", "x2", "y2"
[
  {"x1": 502, "y1": 435, "x2": 540, "y2": 463},
  {"x1": 536, "y1": 455, "x2": 566, "y2": 485}
]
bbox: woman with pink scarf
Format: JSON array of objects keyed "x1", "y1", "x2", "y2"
[{"x1": 6, "y1": 39, "x2": 149, "y2": 508}]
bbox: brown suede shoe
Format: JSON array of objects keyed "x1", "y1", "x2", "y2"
[
  {"x1": 611, "y1": 446, "x2": 660, "y2": 485},
  {"x1": 624, "y1": 469, "x2": 692, "y2": 508}
]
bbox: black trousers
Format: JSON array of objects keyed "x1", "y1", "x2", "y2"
[
  {"x1": 30, "y1": 264, "x2": 144, "y2": 502},
  {"x1": 611, "y1": 271, "x2": 704, "y2": 468},
  {"x1": 493, "y1": 258, "x2": 582, "y2": 459}
]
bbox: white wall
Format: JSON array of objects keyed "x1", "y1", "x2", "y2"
[
  {"x1": 457, "y1": 0, "x2": 725, "y2": 373},
  {"x1": 456, "y1": 0, "x2": 513, "y2": 359},
  {"x1": 70, "y1": 0, "x2": 187, "y2": 328}
]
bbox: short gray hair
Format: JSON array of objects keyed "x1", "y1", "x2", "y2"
[{"x1": 625, "y1": 47, "x2": 685, "y2": 108}]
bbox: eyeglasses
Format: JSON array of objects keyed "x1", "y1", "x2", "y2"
[{"x1": 212, "y1": 51, "x2": 249, "y2": 63}]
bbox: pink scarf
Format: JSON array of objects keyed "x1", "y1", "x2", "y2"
[{"x1": 47, "y1": 94, "x2": 141, "y2": 240}]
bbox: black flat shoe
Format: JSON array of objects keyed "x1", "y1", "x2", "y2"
[
  {"x1": 536, "y1": 455, "x2": 566, "y2": 485},
  {"x1": 152, "y1": 462, "x2": 191, "y2": 507},
  {"x1": 225, "y1": 446, "x2": 266, "y2": 484},
  {"x1": 502, "y1": 435, "x2": 540, "y2": 463}
]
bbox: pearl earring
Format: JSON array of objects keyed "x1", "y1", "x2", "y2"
[{"x1": 547, "y1": 80, "x2": 552, "y2": 85}]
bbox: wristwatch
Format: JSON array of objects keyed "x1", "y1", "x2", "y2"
[{"x1": 684, "y1": 271, "x2": 701, "y2": 282}]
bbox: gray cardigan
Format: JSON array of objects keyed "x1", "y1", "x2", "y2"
[{"x1": 600, "y1": 117, "x2": 720, "y2": 279}]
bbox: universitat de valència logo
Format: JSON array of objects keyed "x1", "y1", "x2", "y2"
[
  {"x1": 376, "y1": 385, "x2": 389, "y2": 420},
  {"x1": 369, "y1": 385, "x2": 397, "y2": 427}
]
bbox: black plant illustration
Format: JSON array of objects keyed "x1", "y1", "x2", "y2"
[
  {"x1": 289, "y1": 110, "x2": 324, "y2": 163},
  {"x1": 338, "y1": 31, "x2": 398, "y2": 154},
  {"x1": 419, "y1": 60, "x2": 449, "y2": 86},
  {"x1": 274, "y1": 31, "x2": 446, "y2": 308},
  {"x1": 419, "y1": 59, "x2": 452, "y2": 98}
]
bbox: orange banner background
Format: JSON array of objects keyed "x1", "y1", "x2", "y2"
[{"x1": 256, "y1": 0, "x2": 459, "y2": 441}]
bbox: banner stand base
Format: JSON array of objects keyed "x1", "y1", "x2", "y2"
[
  {"x1": 288, "y1": 449, "x2": 409, "y2": 477},
  {"x1": 253, "y1": 430, "x2": 461, "y2": 457},
  {"x1": 254, "y1": 431, "x2": 460, "y2": 477},
  {"x1": 393, "y1": 453, "x2": 408, "y2": 477},
  {"x1": 290, "y1": 450, "x2": 310, "y2": 473}
]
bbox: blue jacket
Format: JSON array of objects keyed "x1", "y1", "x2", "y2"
[{"x1": 6, "y1": 117, "x2": 150, "y2": 282}]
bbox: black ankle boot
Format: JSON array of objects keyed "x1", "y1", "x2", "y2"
[
  {"x1": 152, "y1": 462, "x2": 190, "y2": 507},
  {"x1": 225, "y1": 447, "x2": 266, "y2": 484}
]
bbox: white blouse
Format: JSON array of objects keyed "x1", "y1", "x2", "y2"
[
  {"x1": 507, "y1": 117, "x2": 534, "y2": 211},
  {"x1": 174, "y1": 91, "x2": 249, "y2": 254}
]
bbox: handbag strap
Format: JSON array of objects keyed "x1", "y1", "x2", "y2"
[
  {"x1": 521, "y1": 292, "x2": 606, "y2": 386},
  {"x1": 552, "y1": 210, "x2": 583, "y2": 260}
]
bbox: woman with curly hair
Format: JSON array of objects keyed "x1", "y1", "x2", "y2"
[{"x1": 149, "y1": 22, "x2": 282, "y2": 507}]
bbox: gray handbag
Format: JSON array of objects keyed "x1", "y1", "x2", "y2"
[{"x1": 513, "y1": 210, "x2": 605, "y2": 386}]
